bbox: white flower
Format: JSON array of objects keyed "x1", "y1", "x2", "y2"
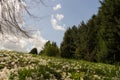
[
  {"x1": 56, "y1": 70, "x2": 61, "y2": 73},
  {"x1": 80, "y1": 77, "x2": 84, "y2": 80},
  {"x1": 93, "y1": 75, "x2": 101, "y2": 79},
  {"x1": 62, "y1": 72, "x2": 67, "y2": 78},
  {"x1": 0, "y1": 67, "x2": 10, "y2": 80}
]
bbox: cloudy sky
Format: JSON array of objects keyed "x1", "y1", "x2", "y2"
[
  {"x1": 25, "y1": 0, "x2": 100, "y2": 46},
  {"x1": 0, "y1": 0, "x2": 101, "y2": 52}
]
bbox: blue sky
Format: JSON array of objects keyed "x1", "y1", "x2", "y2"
[
  {"x1": 23, "y1": 0, "x2": 101, "y2": 51},
  {"x1": 0, "y1": 0, "x2": 101, "y2": 52}
]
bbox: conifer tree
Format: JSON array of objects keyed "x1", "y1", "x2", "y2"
[
  {"x1": 60, "y1": 27, "x2": 77, "y2": 58},
  {"x1": 96, "y1": 0, "x2": 120, "y2": 63}
]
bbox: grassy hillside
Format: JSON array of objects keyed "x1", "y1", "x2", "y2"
[{"x1": 0, "y1": 50, "x2": 119, "y2": 80}]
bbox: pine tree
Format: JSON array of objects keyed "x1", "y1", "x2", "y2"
[
  {"x1": 96, "y1": 0, "x2": 120, "y2": 63},
  {"x1": 60, "y1": 27, "x2": 77, "y2": 58},
  {"x1": 76, "y1": 21, "x2": 88, "y2": 60}
]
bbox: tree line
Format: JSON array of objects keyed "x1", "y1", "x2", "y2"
[
  {"x1": 30, "y1": 0, "x2": 120, "y2": 64},
  {"x1": 60, "y1": 0, "x2": 120, "y2": 64}
]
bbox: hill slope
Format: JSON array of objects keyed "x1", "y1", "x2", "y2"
[{"x1": 0, "y1": 50, "x2": 119, "y2": 80}]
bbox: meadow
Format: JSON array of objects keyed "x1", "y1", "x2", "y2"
[{"x1": 0, "y1": 50, "x2": 119, "y2": 80}]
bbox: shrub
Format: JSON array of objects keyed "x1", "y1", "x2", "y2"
[{"x1": 29, "y1": 48, "x2": 38, "y2": 54}]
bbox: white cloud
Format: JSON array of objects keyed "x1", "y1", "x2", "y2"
[
  {"x1": 0, "y1": 31, "x2": 47, "y2": 53},
  {"x1": 53, "y1": 4, "x2": 61, "y2": 11},
  {"x1": 29, "y1": 31, "x2": 47, "y2": 52},
  {"x1": 56, "y1": 14, "x2": 64, "y2": 21},
  {"x1": 51, "y1": 15, "x2": 65, "y2": 31}
]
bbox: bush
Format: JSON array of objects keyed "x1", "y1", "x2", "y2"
[{"x1": 29, "y1": 48, "x2": 38, "y2": 54}]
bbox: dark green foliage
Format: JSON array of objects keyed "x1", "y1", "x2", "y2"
[
  {"x1": 60, "y1": 27, "x2": 77, "y2": 58},
  {"x1": 96, "y1": 0, "x2": 120, "y2": 63},
  {"x1": 29, "y1": 48, "x2": 38, "y2": 54},
  {"x1": 40, "y1": 41, "x2": 59, "y2": 57},
  {"x1": 60, "y1": 0, "x2": 120, "y2": 64},
  {"x1": 76, "y1": 21, "x2": 88, "y2": 60}
]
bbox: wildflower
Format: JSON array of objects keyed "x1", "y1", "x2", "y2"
[
  {"x1": 62, "y1": 72, "x2": 66, "y2": 79},
  {"x1": 68, "y1": 72, "x2": 72, "y2": 77},
  {"x1": 80, "y1": 77, "x2": 84, "y2": 80},
  {"x1": 64, "y1": 77, "x2": 73, "y2": 80},
  {"x1": 26, "y1": 77, "x2": 32, "y2": 80},
  {"x1": 56, "y1": 70, "x2": 61, "y2": 73},
  {"x1": 0, "y1": 67, "x2": 10, "y2": 80},
  {"x1": 93, "y1": 75, "x2": 101, "y2": 79},
  {"x1": 11, "y1": 62, "x2": 15, "y2": 65}
]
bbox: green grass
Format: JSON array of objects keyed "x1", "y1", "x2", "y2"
[{"x1": 0, "y1": 50, "x2": 119, "y2": 80}]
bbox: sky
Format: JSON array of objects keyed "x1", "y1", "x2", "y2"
[
  {"x1": 0, "y1": 0, "x2": 101, "y2": 52},
  {"x1": 25, "y1": 0, "x2": 100, "y2": 48}
]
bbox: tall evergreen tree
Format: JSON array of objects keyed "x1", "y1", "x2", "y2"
[
  {"x1": 60, "y1": 27, "x2": 77, "y2": 58},
  {"x1": 76, "y1": 21, "x2": 88, "y2": 59},
  {"x1": 85, "y1": 15, "x2": 98, "y2": 61},
  {"x1": 96, "y1": 0, "x2": 120, "y2": 63}
]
